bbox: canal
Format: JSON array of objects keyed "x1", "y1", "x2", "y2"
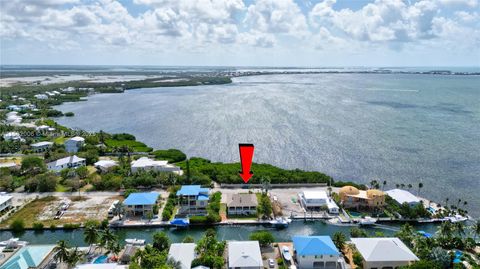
[{"x1": 0, "y1": 221, "x2": 440, "y2": 246}]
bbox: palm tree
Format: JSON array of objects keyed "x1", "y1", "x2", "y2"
[
  {"x1": 66, "y1": 247, "x2": 84, "y2": 268},
  {"x1": 332, "y1": 232, "x2": 347, "y2": 253},
  {"x1": 395, "y1": 183, "x2": 400, "y2": 188},
  {"x1": 107, "y1": 241, "x2": 121, "y2": 257},
  {"x1": 113, "y1": 201, "x2": 124, "y2": 220},
  {"x1": 407, "y1": 184, "x2": 413, "y2": 190},
  {"x1": 53, "y1": 240, "x2": 70, "y2": 264},
  {"x1": 400, "y1": 183, "x2": 405, "y2": 189},
  {"x1": 167, "y1": 257, "x2": 183, "y2": 269},
  {"x1": 84, "y1": 225, "x2": 99, "y2": 254},
  {"x1": 418, "y1": 182, "x2": 423, "y2": 196},
  {"x1": 382, "y1": 180, "x2": 387, "y2": 191},
  {"x1": 472, "y1": 219, "x2": 480, "y2": 240},
  {"x1": 99, "y1": 228, "x2": 117, "y2": 251},
  {"x1": 260, "y1": 176, "x2": 271, "y2": 194}
]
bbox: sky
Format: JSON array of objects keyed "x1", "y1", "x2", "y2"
[{"x1": 0, "y1": 0, "x2": 479, "y2": 66}]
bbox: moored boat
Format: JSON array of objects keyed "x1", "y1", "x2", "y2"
[
  {"x1": 125, "y1": 238, "x2": 145, "y2": 245},
  {"x1": 270, "y1": 217, "x2": 292, "y2": 228}
]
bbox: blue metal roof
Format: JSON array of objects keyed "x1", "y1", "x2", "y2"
[
  {"x1": 170, "y1": 218, "x2": 190, "y2": 226},
  {"x1": 177, "y1": 185, "x2": 209, "y2": 196},
  {"x1": 124, "y1": 192, "x2": 159, "y2": 205},
  {"x1": 293, "y1": 236, "x2": 339, "y2": 256}
]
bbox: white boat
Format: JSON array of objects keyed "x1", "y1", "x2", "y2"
[
  {"x1": 281, "y1": 246, "x2": 292, "y2": 261},
  {"x1": 270, "y1": 217, "x2": 292, "y2": 228},
  {"x1": 125, "y1": 238, "x2": 145, "y2": 245},
  {"x1": 358, "y1": 217, "x2": 377, "y2": 226},
  {"x1": 447, "y1": 215, "x2": 468, "y2": 223}
]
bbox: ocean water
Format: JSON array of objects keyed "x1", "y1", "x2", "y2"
[{"x1": 55, "y1": 73, "x2": 480, "y2": 216}]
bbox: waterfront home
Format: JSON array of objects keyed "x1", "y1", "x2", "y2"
[
  {"x1": 299, "y1": 191, "x2": 340, "y2": 214},
  {"x1": 130, "y1": 157, "x2": 183, "y2": 175},
  {"x1": 0, "y1": 194, "x2": 13, "y2": 212},
  {"x1": 31, "y1": 141, "x2": 54, "y2": 152},
  {"x1": 34, "y1": 94, "x2": 48, "y2": 100},
  {"x1": 0, "y1": 245, "x2": 56, "y2": 269},
  {"x1": 292, "y1": 236, "x2": 345, "y2": 269},
  {"x1": 65, "y1": 136, "x2": 85, "y2": 153},
  {"x1": 339, "y1": 186, "x2": 385, "y2": 210},
  {"x1": 123, "y1": 192, "x2": 159, "y2": 217},
  {"x1": 168, "y1": 243, "x2": 196, "y2": 269},
  {"x1": 351, "y1": 238, "x2": 419, "y2": 269},
  {"x1": 227, "y1": 241, "x2": 263, "y2": 269},
  {"x1": 36, "y1": 125, "x2": 55, "y2": 132},
  {"x1": 119, "y1": 245, "x2": 137, "y2": 264},
  {"x1": 47, "y1": 155, "x2": 86, "y2": 172},
  {"x1": 94, "y1": 159, "x2": 118, "y2": 173},
  {"x1": 3, "y1": 132, "x2": 23, "y2": 142},
  {"x1": 385, "y1": 189, "x2": 421, "y2": 207},
  {"x1": 176, "y1": 185, "x2": 209, "y2": 216},
  {"x1": 227, "y1": 193, "x2": 258, "y2": 216}
]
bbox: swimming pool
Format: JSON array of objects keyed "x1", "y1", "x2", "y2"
[{"x1": 93, "y1": 255, "x2": 108, "y2": 264}]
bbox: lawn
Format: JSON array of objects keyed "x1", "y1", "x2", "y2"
[
  {"x1": 0, "y1": 196, "x2": 58, "y2": 228},
  {"x1": 54, "y1": 136, "x2": 66, "y2": 145},
  {"x1": 104, "y1": 139, "x2": 152, "y2": 152}
]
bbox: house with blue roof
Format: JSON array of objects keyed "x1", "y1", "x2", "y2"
[
  {"x1": 123, "y1": 192, "x2": 159, "y2": 217},
  {"x1": 176, "y1": 185, "x2": 209, "y2": 216},
  {"x1": 292, "y1": 236, "x2": 346, "y2": 269}
]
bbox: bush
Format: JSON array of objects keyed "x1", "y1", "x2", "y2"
[
  {"x1": 189, "y1": 216, "x2": 208, "y2": 224},
  {"x1": 249, "y1": 230, "x2": 275, "y2": 247},
  {"x1": 63, "y1": 223, "x2": 80, "y2": 230},
  {"x1": 152, "y1": 149, "x2": 187, "y2": 163},
  {"x1": 10, "y1": 219, "x2": 25, "y2": 233},
  {"x1": 50, "y1": 224, "x2": 56, "y2": 230},
  {"x1": 32, "y1": 222, "x2": 44, "y2": 230},
  {"x1": 65, "y1": 112, "x2": 75, "y2": 117}
]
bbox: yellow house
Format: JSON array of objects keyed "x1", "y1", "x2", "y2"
[{"x1": 339, "y1": 186, "x2": 385, "y2": 210}]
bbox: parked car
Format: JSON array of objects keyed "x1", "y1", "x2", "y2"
[{"x1": 268, "y1": 258, "x2": 275, "y2": 268}]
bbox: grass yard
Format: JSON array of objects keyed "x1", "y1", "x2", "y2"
[
  {"x1": 54, "y1": 136, "x2": 66, "y2": 145},
  {"x1": 104, "y1": 139, "x2": 152, "y2": 152},
  {"x1": 0, "y1": 196, "x2": 58, "y2": 228}
]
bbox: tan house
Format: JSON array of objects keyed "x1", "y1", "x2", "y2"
[
  {"x1": 339, "y1": 186, "x2": 385, "y2": 210},
  {"x1": 227, "y1": 193, "x2": 258, "y2": 216}
]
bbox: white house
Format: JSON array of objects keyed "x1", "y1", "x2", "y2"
[
  {"x1": 47, "y1": 155, "x2": 86, "y2": 172},
  {"x1": 351, "y1": 238, "x2": 419, "y2": 269},
  {"x1": 0, "y1": 162, "x2": 19, "y2": 170},
  {"x1": 130, "y1": 157, "x2": 183, "y2": 175},
  {"x1": 65, "y1": 136, "x2": 85, "y2": 153},
  {"x1": 228, "y1": 241, "x2": 263, "y2": 269},
  {"x1": 0, "y1": 195, "x2": 13, "y2": 212},
  {"x1": 6, "y1": 112, "x2": 22, "y2": 124},
  {"x1": 386, "y1": 189, "x2": 421, "y2": 207},
  {"x1": 7, "y1": 105, "x2": 20, "y2": 111},
  {"x1": 168, "y1": 243, "x2": 196, "y2": 269},
  {"x1": 293, "y1": 236, "x2": 345, "y2": 269},
  {"x1": 34, "y1": 94, "x2": 48, "y2": 100},
  {"x1": 31, "y1": 141, "x2": 54, "y2": 152},
  {"x1": 94, "y1": 160, "x2": 118, "y2": 172},
  {"x1": 299, "y1": 190, "x2": 339, "y2": 214},
  {"x1": 3, "y1": 132, "x2": 23, "y2": 142},
  {"x1": 36, "y1": 125, "x2": 55, "y2": 132}
]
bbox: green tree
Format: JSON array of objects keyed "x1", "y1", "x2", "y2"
[
  {"x1": 76, "y1": 166, "x2": 88, "y2": 179},
  {"x1": 418, "y1": 182, "x2": 423, "y2": 196},
  {"x1": 249, "y1": 230, "x2": 275, "y2": 247},
  {"x1": 84, "y1": 224, "x2": 99, "y2": 254},
  {"x1": 35, "y1": 172, "x2": 58, "y2": 192},
  {"x1": 350, "y1": 227, "x2": 368, "y2": 238},
  {"x1": 66, "y1": 247, "x2": 84, "y2": 268},
  {"x1": 473, "y1": 219, "x2": 480, "y2": 240},
  {"x1": 9, "y1": 219, "x2": 25, "y2": 233},
  {"x1": 399, "y1": 260, "x2": 442, "y2": 269},
  {"x1": 152, "y1": 232, "x2": 171, "y2": 252},
  {"x1": 53, "y1": 240, "x2": 70, "y2": 264},
  {"x1": 332, "y1": 232, "x2": 347, "y2": 252},
  {"x1": 21, "y1": 156, "x2": 46, "y2": 175},
  {"x1": 429, "y1": 247, "x2": 451, "y2": 269},
  {"x1": 183, "y1": 236, "x2": 195, "y2": 243},
  {"x1": 257, "y1": 193, "x2": 272, "y2": 219},
  {"x1": 99, "y1": 228, "x2": 117, "y2": 251}
]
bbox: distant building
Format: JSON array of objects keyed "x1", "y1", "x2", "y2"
[
  {"x1": 3, "y1": 132, "x2": 23, "y2": 142},
  {"x1": 386, "y1": 189, "x2": 421, "y2": 207},
  {"x1": 19, "y1": 104, "x2": 35, "y2": 110},
  {"x1": 176, "y1": 185, "x2": 209, "y2": 216},
  {"x1": 0, "y1": 194, "x2": 13, "y2": 212},
  {"x1": 6, "y1": 112, "x2": 22, "y2": 124},
  {"x1": 227, "y1": 241, "x2": 263, "y2": 269},
  {"x1": 168, "y1": 243, "x2": 196, "y2": 269},
  {"x1": 0, "y1": 162, "x2": 19, "y2": 170},
  {"x1": 31, "y1": 141, "x2": 54, "y2": 152},
  {"x1": 7, "y1": 105, "x2": 20, "y2": 111},
  {"x1": 227, "y1": 193, "x2": 258, "y2": 216},
  {"x1": 123, "y1": 192, "x2": 159, "y2": 217},
  {"x1": 34, "y1": 94, "x2": 48, "y2": 100},
  {"x1": 65, "y1": 136, "x2": 85, "y2": 153},
  {"x1": 351, "y1": 237, "x2": 419, "y2": 269},
  {"x1": 94, "y1": 160, "x2": 118, "y2": 173},
  {"x1": 36, "y1": 125, "x2": 55, "y2": 132},
  {"x1": 130, "y1": 157, "x2": 183, "y2": 175},
  {"x1": 293, "y1": 236, "x2": 345, "y2": 269},
  {"x1": 299, "y1": 191, "x2": 339, "y2": 214},
  {"x1": 339, "y1": 186, "x2": 385, "y2": 210},
  {"x1": 47, "y1": 155, "x2": 86, "y2": 172}
]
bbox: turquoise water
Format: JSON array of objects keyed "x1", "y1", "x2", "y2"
[
  {"x1": 93, "y1": 255, "x2": 108, "y2": 264},
  {"x1": 0, "y1": 221, "x2": 440, "y2": 247},
  {"x1": 55, "y1": 73, "x2": 480, "y2": 216},
  {"x1": 0, "y1": 245, "x2": 55, "y2": 269}
]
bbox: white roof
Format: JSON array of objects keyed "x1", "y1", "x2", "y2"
[
  {"x1": 49, "y1": 155, "x2": 85, "y2": 167},
  {"x1": 131, "y1": 157, "x2": 168, "y2": 168},
  {"x1": 94, "y1": 160, "x2": 118, "y2": 168},
  {"x1": 31, "y1": 141, "x2": 53, "y2": 147},
  {"x1": 386, "y1": 189, "x2": 421, "y2": 204},
  {"x1": 303, "y1": 190, "x2": 328, "y2": 200},
  {"x1": 351, "y1": 238, "x2": 419, "y2": 262},
  {"x1": 168, "y1": 243, "x2": 196, "y2": 269},
  {"x1": 68, "y1": 136, "x2": 85, "y2": 142},
  {"x1": 228, "y1": 241, "x2": 263, "y2": 268},
  {"x1": 0, "y1": 195, "x2": 12, "y2": 205}
]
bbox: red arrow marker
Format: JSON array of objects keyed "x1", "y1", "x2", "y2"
[{"x1": 239, "y1": 144, "x2": 254, "y2": 183}]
